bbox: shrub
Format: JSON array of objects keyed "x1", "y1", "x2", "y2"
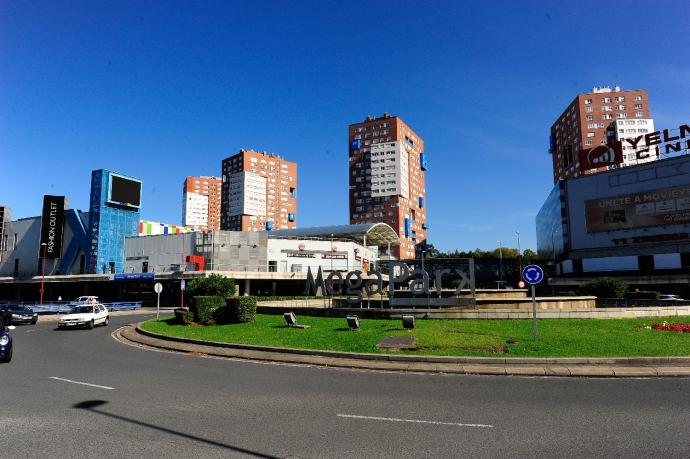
[
  {"x1": 191, "y1": 296, "x2": 225, "y2": 323},
  {"x1": 579, "y1": 277, "x2": 628, "y2": 299},
  {"x1": 625, "y1": 291, "x2": 660, "y2": 300},
  {"x1": 173, "y1": 308, "x2": 194, "y2": 325},
  {"x1": 215, "y1": 296, "x2": 257, "y2": 324},
  {"x1": 186, "y1": 274, "x2": 236, "y2": 302}
]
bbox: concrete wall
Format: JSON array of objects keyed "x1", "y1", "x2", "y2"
[{"x1": 124, "y1": 233, "x2": 197, "y2": 273}]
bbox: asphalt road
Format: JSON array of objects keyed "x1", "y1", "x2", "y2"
[{"x1": 2, "y1": 314, "x2": 690, "y2": 458}]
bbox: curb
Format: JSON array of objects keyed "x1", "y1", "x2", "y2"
[{"x1": 118, "y1": 323, "x2": 690, "y2": 377}]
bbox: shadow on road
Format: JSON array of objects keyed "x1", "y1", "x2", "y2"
[{"x1": 73, "y1": 400, "x2": 281, "y2": 458}]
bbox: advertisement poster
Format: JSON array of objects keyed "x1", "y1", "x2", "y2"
[{"x1": 585, "y1": 184, "x2": 690, "y2": 232}]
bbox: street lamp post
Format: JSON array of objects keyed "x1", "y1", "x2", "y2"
[
  {"x1": 40, "y1": 242, "x2": 47, "y2": 304},
  {"x1": 516, "y1": 231, "x2": 522, "y2": 280},
  {"x1": 497, "y1": 240, "x2": 503, "y2": 289},
  {"x1": 551, "y1": 226, "x2": 559, "y2": 295}
]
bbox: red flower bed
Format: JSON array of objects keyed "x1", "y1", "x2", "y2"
[{"x1": 652, "y1": 322, "x2": 690, "y2": 333}]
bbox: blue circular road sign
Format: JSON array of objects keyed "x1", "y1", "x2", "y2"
[{"x1": 522, "y1": 264, "x2": 544, "y2": 285}]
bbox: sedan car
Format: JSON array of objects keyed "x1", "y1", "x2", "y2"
[
  {"x1": 0, "y1": 313, "x2": 14, "y2": 363},
  {"x1": 2, "y1": 304, "x2": 38, "y2": 325},
  {"x1": 57, "y1": 304, "x2": 109, "y2": 329}
]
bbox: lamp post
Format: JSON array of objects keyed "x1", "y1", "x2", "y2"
[
  {"x1": 551, "y1": 225, "x2": 559, "y2": 295},
  {"x1": 497, "y1": 240, "x2": 503, "y2": 289},
  {"x1": 40, "y1": 242, "x2": 47, "y2": 304},
  {"x1": 516, "y1": 231, "x2": 522, "y2": 279}
]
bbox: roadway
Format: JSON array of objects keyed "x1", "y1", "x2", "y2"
[{"x1": 1, "y1": 313, "x2": 690, "y2": 458}]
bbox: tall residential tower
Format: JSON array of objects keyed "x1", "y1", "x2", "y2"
[
  {"x1": 182, "y1": 176, "x2": 222, "y2": 230},
  {"x1": 549, "y1": 86, "x2": 652, "y2": 182},
  {"x1": 221, "y1": 149, "x2": 297, "y2": 232},
  {"x1": 348, "y1": 114, "x2": 427, "y2": 260}
]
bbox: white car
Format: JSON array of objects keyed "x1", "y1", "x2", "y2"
[
  {"x1": 57, "y1": 304, "x2": 109, "y2": 329},
  {"x1": 660, "y1": 294, "x2": 684, "y2": 301}
]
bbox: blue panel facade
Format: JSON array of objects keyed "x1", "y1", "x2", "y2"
[{"x1": 87, "y1": 169, "x2": 141, "y2": 274}]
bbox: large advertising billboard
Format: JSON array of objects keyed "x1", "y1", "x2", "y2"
[
  {"x1": 108, "y1": 173, "x2": 142, "y2": 208},
  {"x1": 585, "y1": 184, "x2": 690, "y2": 233},
  {"x1": 39, "y1": 195, "x2": 66, "y2": 259}
]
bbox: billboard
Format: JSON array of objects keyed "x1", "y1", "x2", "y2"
[
  {"x1": 39, "y1": 195, "x2": 66, "y2": 259},
  {"x1": 585, "y1": 184, "x2": 690, "y2": 233},
  {"x1": 578, "y1": 142, "x2": 623, "y2": 173},
  {"x1": 108, "y1": 173, "x2": 142, "y2": 208}
]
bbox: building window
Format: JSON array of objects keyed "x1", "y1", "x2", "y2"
[
  {"x1": 584, "y1": 99, "x2": 592, "y2": 105},
  {"x1": 634, "y1": 104, "x2": 643, "y2": 109},
  {"x1": 585, "y1": 107, "x2": 594, "y2": 113},
  {"x1": 635, "y1": 112, "x2": 644, "y2": 118},
  {"x1": 585, "y1": 140, "x2": 593, "y2": 145},
  {"x1": 586, "y1": 115, "x2": 594, "y2": 121},
  {"x1": 635, "y1": 95, "x2": 642, "y2": 101}
]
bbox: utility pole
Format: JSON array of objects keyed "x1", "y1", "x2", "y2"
[
  {"x1": 516, "y1": 231, "x2": 522, "y2": 281},
  {"x1": 497, "y1": 240, "x2": 503, "y2": 289},
  {"x1": 40, "y1": 243, "x2": 47, "y2": 304}
]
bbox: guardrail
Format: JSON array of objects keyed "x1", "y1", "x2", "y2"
[
  {"x1": 596, "y1": 298, "x2": 690, "y2": 308},
  {"x1": 0, "y1": 301, "x2": 142, "y2": 314}
]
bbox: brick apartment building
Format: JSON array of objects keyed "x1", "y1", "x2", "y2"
[
  {"x1": 348, "y1": 114, "x2": 427, "y2": 260},
  {"x1": 182, "y1": 176, "x2": 222, "y2": 230},
  {"x1": 221, "y1": 149, "x2": 297, "y2": 232},
  {"x1": 549, "y1": 86, "x2": 651, "y2": 182}
]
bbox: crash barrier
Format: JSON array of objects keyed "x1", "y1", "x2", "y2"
[
  {"x1": 596, "y1": 298, "x2": 690, "y2": 308},
  {"x1": 0, "y1": 301, "x2": 142, "y2": 314}
]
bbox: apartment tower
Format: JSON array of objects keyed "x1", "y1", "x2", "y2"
[
  {"x1": 182, "y1": 176, "x2": 222, "y2": 230},
  {"x1": 221, "y1": 149, "x2": 297, "y2": 232},
  {"x1": 348, "y1": 114, "x2": 427, "y2": 260},
  {"x1": 549, "y1": 86, "x2": 651, "y2": 182}
]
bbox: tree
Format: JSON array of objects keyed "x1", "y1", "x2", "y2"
[
  {"x1": 579, "y1": 277, "x2": 628, "y2": 299},
  {"x1": 186, "y1": 274, "x2": 236, "y2": 302}
]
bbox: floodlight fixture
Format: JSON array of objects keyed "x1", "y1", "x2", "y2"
[
  {"x1": 402, "y1": 314, "x2": 416, "y2": 329},
  {"x1": 284, "y1": 312, "x2": 297, "y2": 326},
  {"x1": 346, "y1": 315, "x2": 360, "y2": 330}
]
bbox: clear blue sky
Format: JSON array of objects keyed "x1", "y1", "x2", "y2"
[{"x1": 2, "y1": 0, "x2": 689, "y2": 252}]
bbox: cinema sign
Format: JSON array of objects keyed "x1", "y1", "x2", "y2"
[
  {"x1": 578, "y1": 123, "x2": 690, "y2": 173},
  {"x1": 304, "y1": 261, "x2": 476, "y2": 306}
]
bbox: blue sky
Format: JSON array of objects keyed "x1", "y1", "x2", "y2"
[{"x1": 1, "y1": 0, "x2": 689, "y2": 252}]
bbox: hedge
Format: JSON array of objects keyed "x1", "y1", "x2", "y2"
[
  {"x1": 173, "y1": 308, "x2": 194, "y2": 325},
  {"x1": 191, "y1": 296, "x2": 225, "y2": 323},
  {"x1": 215, "y1": 296, "x2": 257, "y2": 324},
  {"x1": 579, "y1": 277, "x2": 628, "y2": 299}
]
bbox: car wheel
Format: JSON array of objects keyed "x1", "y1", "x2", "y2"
[
  {"x1": 103, "y1": 316, "x2": 109, "y2": 326},
  {"x1": 31, "y1": 318, "x2": 37, "y2": 325},
  {"x1": 87, "y1": 319, "x2": 94, "y2": 329},
  {"x1": 2, "y1": 347, "x2": 12, "y2": 363}
]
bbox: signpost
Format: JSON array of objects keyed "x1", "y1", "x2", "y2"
[
  {"x1": 154, "y1": 282, "x2": 163, "y2": 319},
  {"x1": 522, "y1": 264, "x2": 544, "y2": 340},
  {"x1": 180, "y1": 279, "x2": 185, "y2": 310}
]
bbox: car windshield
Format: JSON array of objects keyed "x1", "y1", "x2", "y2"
[
  {"x1": 71, "y1": 306, "x2": 94, "y2": 314},
  {"x1": 8, "y1": 305, "x2": 31, "y2": 313}
]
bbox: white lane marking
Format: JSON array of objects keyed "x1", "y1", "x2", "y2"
[
  {"x1": 25, "y1": 329, "x2": 40, "y2": 333},
  {"x1": 48, "y1": 377, "x2": 115, "y2": 390},
  {"x1": 336, "y1": 414, "x2": 493, "y2": 428}
]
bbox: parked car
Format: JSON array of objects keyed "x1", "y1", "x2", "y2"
[
  {"x1": 659, "y1": 294, "x2": 684, "y2": 301},
  {"x1": 1, "y1": 304, "x2": 38, "y2": 325},
  {"x1": 0, "y1": 312, "x2": 15, "y2": 363},
  {"x1": 57, "y1": 303, "x2": 109, "y2": 329},
  {"x1": 71, "y1": 296, "x2": 100, "y2": 304}
]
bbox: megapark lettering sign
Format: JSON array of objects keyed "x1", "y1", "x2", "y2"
[{"x1": 304, "y1": 260, "x2": 476, "y2": 306}]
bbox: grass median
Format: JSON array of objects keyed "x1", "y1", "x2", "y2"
[{"x1": 140, "y1": 314, "x2": 690, "y2": 358}]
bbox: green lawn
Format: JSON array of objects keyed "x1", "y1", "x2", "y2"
[{"x1": 140, "y1": 314, "x2": 690, "y2": 358}]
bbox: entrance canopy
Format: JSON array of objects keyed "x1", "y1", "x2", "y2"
[{"x1": 270, "y1": 223, "x2": 400, "y2": 246}]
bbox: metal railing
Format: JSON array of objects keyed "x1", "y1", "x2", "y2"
[{"x1": 0, "y1": 300, "x2": 142, "y2": 314}]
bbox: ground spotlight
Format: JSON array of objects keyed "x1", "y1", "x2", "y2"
[
  {"x1": 346, "y1": 315, "x2": 360, "y2": 330},
  {"x1": 284, "y1": 312, "x2": 309, "y2": 329},
  {"x1": 402, "y1": 314, "x2": 416, "y2": 329}
]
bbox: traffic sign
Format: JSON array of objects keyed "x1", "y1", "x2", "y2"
[
  {"x1": 154, "y1": 282, "x2": 163, "y2": 319},
  {"x1": 518, "y1": 280, "x2": 525, "y2": 289},
  {"x1": 522, "y1": 265, "x2": 544, "y2": 285},
  {"x1": 180, "y1": 279, "x2": 186, "y2": 291},
  {"x1": 154, "y1": 282, "x2": 163, "y2": 294}
]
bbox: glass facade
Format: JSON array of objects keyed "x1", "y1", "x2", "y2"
[
  {"x1": 88, "y1": 169, "x2": 141, "y2": 274},
  {"x1": 536, "y1": 182, "x2": 567, "y2": 262}
]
